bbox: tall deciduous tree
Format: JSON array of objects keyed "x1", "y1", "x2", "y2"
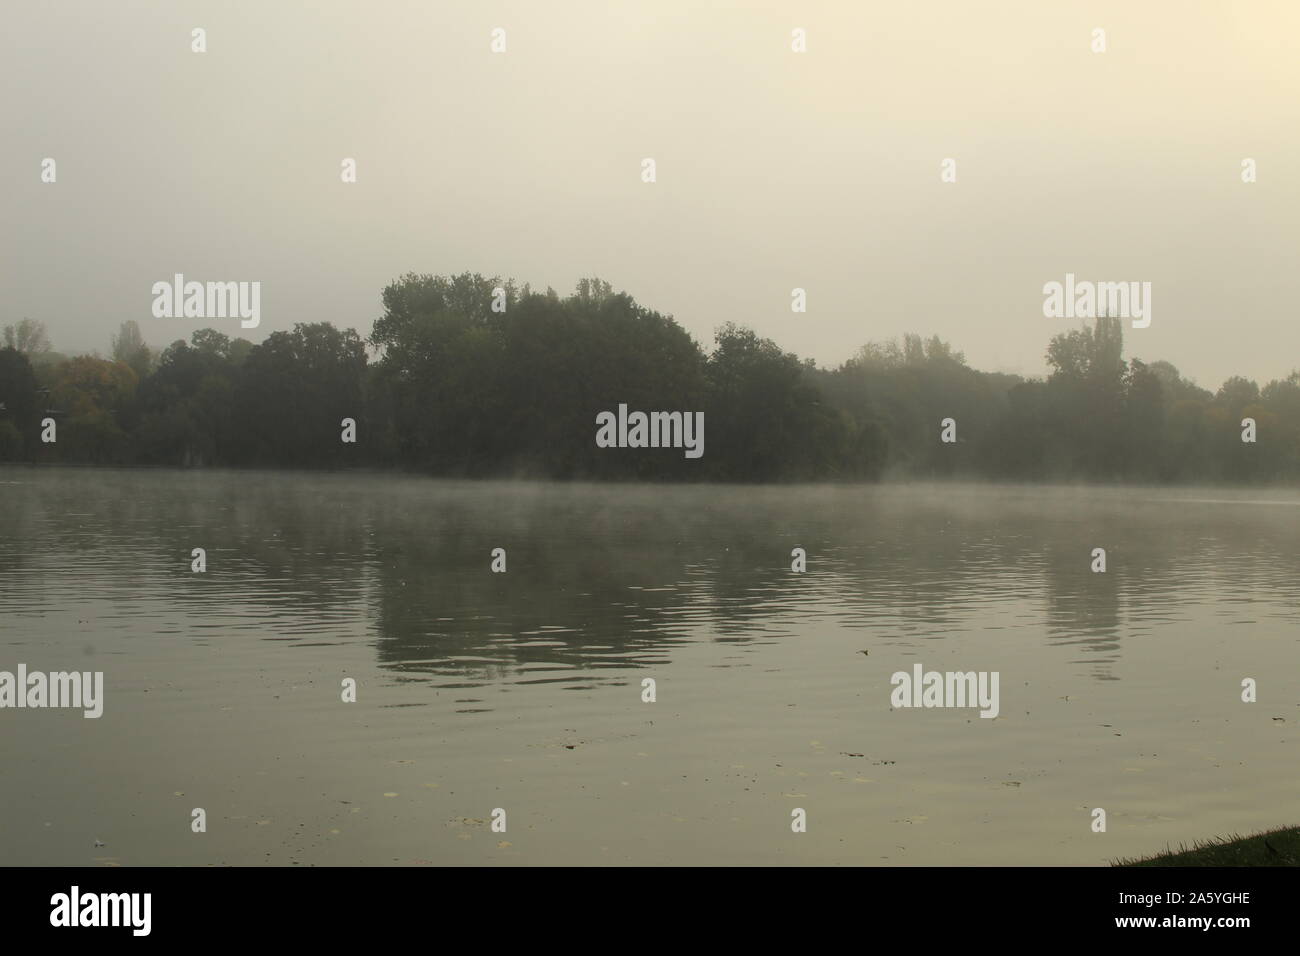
[
  {"x1": 111, "y1": 320, "x2": 153, "y2": 378},
  {"x1": 2, "y1": 319, "x2": 52, "y2": 356}
]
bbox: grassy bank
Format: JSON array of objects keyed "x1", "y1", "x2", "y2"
[{"x1": 1114, "y1": 825, "x2": 1300, "y2": 866}]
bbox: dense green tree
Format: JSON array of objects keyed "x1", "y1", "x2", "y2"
[
  {"x1": 233, "y1": 323, "x2": 368, "y2": 468},
  {"x1": 705, "y1": 324, "x2": 850, "y2": 480},
  {"x1": 0, "y1": 347, "x2": 40, "y2": 459}
]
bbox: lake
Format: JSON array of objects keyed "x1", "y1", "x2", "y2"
[{"x1": 1, "y1": 467, "x2": 1297, "y2": 865}]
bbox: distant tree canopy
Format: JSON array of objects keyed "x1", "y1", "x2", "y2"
[
  {"x1": 1, "y1": 274, "x2": 1297, "y2": 482},
  {"x1": 111, "y1": 320, "x2": 153, "y2": 379},
  {"x1": 3, "y1": 319, "x2": 52, "y2": 357}
]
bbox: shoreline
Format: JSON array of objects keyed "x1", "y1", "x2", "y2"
[{"x1": 1115, "y1": 826, "x2": 1300, "y2": 867}]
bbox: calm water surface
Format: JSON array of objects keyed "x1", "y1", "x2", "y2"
[{"x1": 1, "y1": 467, "x2": 1297, "y2": 865}]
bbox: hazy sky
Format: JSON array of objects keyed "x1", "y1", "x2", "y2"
[{"x1": 3, "y1": 1, "x2": 1297, "y2": 388}]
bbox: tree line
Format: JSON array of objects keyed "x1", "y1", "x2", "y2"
[{"x1": 2, "y1": 274, "x2": 1297, "y2": 482}]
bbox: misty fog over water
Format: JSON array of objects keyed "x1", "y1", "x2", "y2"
[{"x1": 2, "y1": 468, "x2": 1295, "y2": 865}]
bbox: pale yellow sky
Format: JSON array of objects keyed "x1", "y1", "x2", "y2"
[{"x1": 2, "y1": 0, "x2": 1297, "y2": 387}]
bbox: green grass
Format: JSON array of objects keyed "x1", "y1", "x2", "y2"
[{"x1": 1113, "y1": 825, "x2": 1300, "y2": 866}]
